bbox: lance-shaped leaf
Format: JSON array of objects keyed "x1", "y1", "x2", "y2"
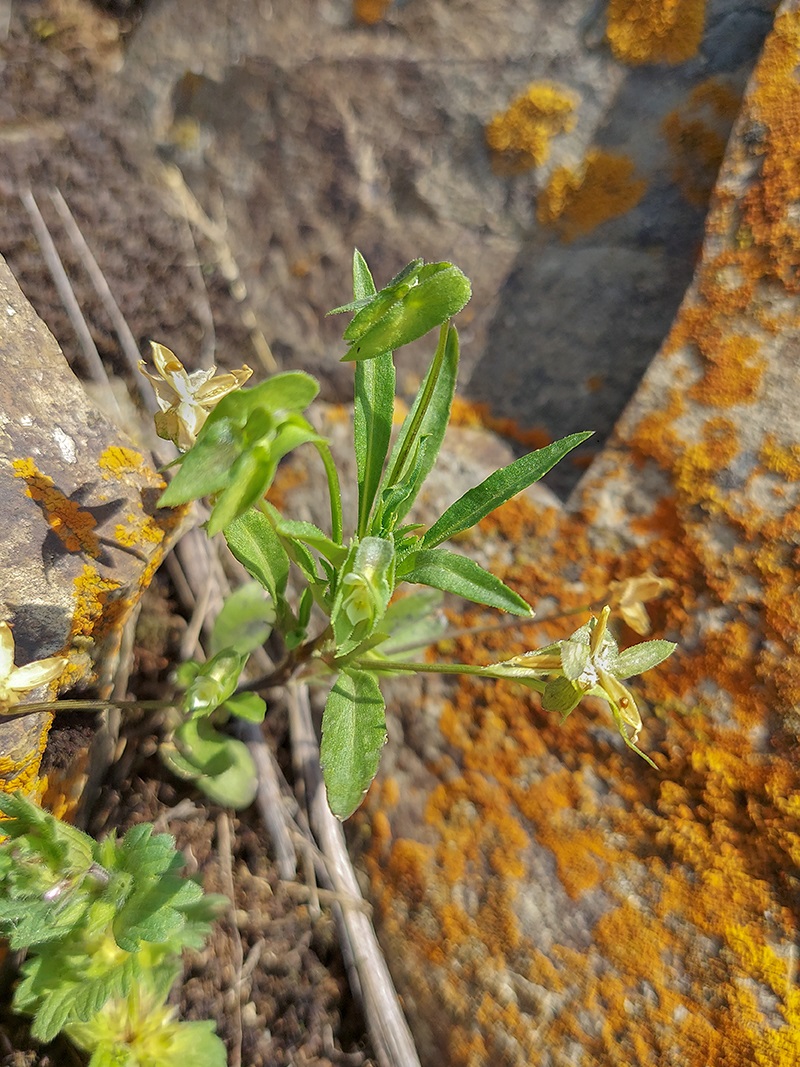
[
  {"x1": 351, "y1": 251, "x2": 397, "y2": 537},
  {"x1": 420, "y1": 431, "x2": 593, "y2": 549},
  {"x1": 320, "y1": 669, "x2": 387, "y2": 820},
  {"x1": 397, "y1": 548, "x2": 532, "y2": 616},
  {"x1": 378, "y1": 324, "x2": 459, "y2": 529},
  {"x1": 612, "y1": 639, "x2": 677, "y2": 678}
]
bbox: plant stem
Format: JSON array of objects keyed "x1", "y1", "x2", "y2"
[
  {"x1": 385, "y1": 322, "x2": 449, "y2": 486},
  {"x1": 3, "y1": 699, "x2": 176, "y2": 719},
  {"x1": 238, "y1": 624, "x2": 334, "y2": 692},
  {"x1": 349, "y1": 656, "x2": 550, "y2": 694}
]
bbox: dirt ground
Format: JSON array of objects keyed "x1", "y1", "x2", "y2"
[{"x1": 0, "y1": 2, "x2": 377, "y2": 1063}]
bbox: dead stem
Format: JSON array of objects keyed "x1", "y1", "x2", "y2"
[{"x1": 287, "y1": 682, "x2": 422, "y2": 1067}]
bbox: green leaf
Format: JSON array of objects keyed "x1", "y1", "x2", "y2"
[
  {"x1": 182, "y1": 649, "x2": 246, "y2": 716},
  {"x1": 420, "y1": 432, "x2": 593, "y2": 549},
  {"x1": 210, "y1": 583, "x2": 275, "y2": 657},
  {"x1": 205, "y1": 445, "x2": 276, "y2": 536},
  {"x1": 354, "y1": 346, "x2": 395, "y2": 538},
  {"x1": 380, "y1": 323, "x2": 459, "y2": 526},
  {"x1": 224, "y1": 510, "x2": 289, "y2": 602},
  {"x1": 397, "y1": 548, "x2": 532, "y2": 616},
  {"x1": 352, "y1": 248, "x2": 376, "y2": 297},
  {"x1": 320, "y1": 670, "x2": 387, "y2": 819},
  {"x1": 143, "y1": 1020, "x2": 228, "y2": 1067},
  {"x1": 612, "y1": 640, "x2": 677, "y2": 679},
  {"x1": 377, "y1": 589, "x2": 446, "y2": 656},
  {"x1": 166, "y1": 719, "x2": 258, "y2": 809},
  {"x1": 341, "y1": 262, "x2": 471, "y2": 362},
  {"x1": 223, "y1": 692, "x2": 267, "y2": 723},
  {"x1": 542, "y1": 676, "x2": 584, "y2": 717},
  {"x1": 374, "y1": 436, "x2": 431, "y2": 533},
  {"x1": 158, "y1": 375, "x2": 320, "y2": 512},
  {"x1": 159, "y1": 417, "x2": 241, "y2": 507},
  {"x1": 268, "y1": 512, "x2": 348, "y2": 566}
]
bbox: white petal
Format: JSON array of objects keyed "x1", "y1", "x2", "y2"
[
  {"x1": 0, "y1": 623, "x2": 15, "y2": 681},
  {"x1": 9, "y1": 656, "x2": 67, "y2": 693}
]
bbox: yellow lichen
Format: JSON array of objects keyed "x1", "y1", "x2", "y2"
[
  {"x1": 537, "y1": 149, "x2": 647, "y2": 241},
  {"x1": 760, "y1": 434, "x2": 800, "y2": 481},
  {"x1": 606, "y1": 0, "x2": 707, "y2": 66},
  {"x1": 663, "y1": 78, "x2": 742, "y2": 208},
  {"x1": 741, "y1": 12, "x2": 800, "y2": 292},
  {"x1": 485, "y1": 82, "x2": 577, "y2": 175},
  {"x1": 97, "y1": 446, "x2": 145, "y2": 477}
]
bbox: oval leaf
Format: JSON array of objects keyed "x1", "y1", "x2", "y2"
[{"x1": 320, "y1": 670, "x2": 387, "y2": 820}]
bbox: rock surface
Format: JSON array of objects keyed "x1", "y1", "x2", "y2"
[{"x1": 0, "y1": 255, "x2": 179, "y2": 809}]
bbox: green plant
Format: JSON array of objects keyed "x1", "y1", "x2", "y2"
[
  {"x1": 141, "y1": 251, "x2": 676, "y2": 818},
  {"x1": 0, "y1": 792, "x2": 227, "y2": 1066}
]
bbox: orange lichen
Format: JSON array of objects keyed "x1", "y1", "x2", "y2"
[
  {"x1": 13, "y1": 457, "x2": 102, "y2": 558},
  {"x1": 485, "y1": 82, "x2": 577, "y2": 175},
  {"x1": 688, "y1": 333, "x2": 766, "y2": 406},
  {"x1": 353, "y1": 0, "x2": 391, "y2": 23},
  {"x1": 537, "y1": 149, "x2": 647, "y2": 241},
  {"x1": 68, "y1": 564, "x2": 123, "y2": 646},
  {"x1": 606, "y1": 0, "x2": 707, "y2": 66},
  {"x1": 740, "y1": 12, "x2": 800, "y2": 292},
  {"x1": 450, "y1": 397, "x2": 553, "y2": 452},
  {"x1": 663, "y1": 78, "x2": 742, "y2": 208}
]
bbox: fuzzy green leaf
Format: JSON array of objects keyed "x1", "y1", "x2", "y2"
[
  {"x1": 379, "y1": 325, "x2": 459, "y2": 529},
  {"x1": 331, "y1": 537, "x2": 395, "y2": 657},
  {"x1": 341, "y1": 262, "x2": 470, "y2": 362},
  {"x1": 560, "y1": 636, "x2": 591, "y2": 681},
  {"x1": 420, "y1": 432, "x2": 593, "y2": 549},
  {"x1": 224, "y1": 510, "x2": 290, "y2": 606},
  {"x1": 397, "y1": 548, "x2": 532, "y2": 616},
  {"x1": 210, "y1": 582, "x2": 275, "y2": 657},
  {"x1": 612, "y1": 640, "x2": 677, "y2": 679},
  {"x1": 349, "y1": 250, "x2": 398, "y2": 538},
  {"x1": 542, "y1": 676, "x2": 585, "y2": 717},
  {"x1": 320, "y1": 670, "x2": 387, "y2": 820}
]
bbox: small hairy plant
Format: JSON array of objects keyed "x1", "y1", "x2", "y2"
[
  {"x1": 0, "y1": 793, "x2": 227, "y2": 1067},
  {"x1": 139, "y1": 251, "x2": 676, "y2": 818}
]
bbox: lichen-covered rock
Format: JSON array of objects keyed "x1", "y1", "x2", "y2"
[
  {"x1": 359, "y1": 7, "x2": 800, "y2": 1064},
  {"x1": 117, "y1": 0, "x2": 778, "y2": 491},
  {"x1": 0, "y1": 255, "x2": 180, "y2": 808}
]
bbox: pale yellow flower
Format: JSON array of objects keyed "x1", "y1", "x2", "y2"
[
  {"x1": 491, "y1": 605, "x2": 676, "y2": 766},
  {"x1": 138, "y1": 342, "x2": 253, "y2": 451},
  {"x1": 607, "y1": 571, "x2": 675, "y2": 636},
  {"x1": 0, "y1": 623, "x2": 66, "y2": 713}
]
